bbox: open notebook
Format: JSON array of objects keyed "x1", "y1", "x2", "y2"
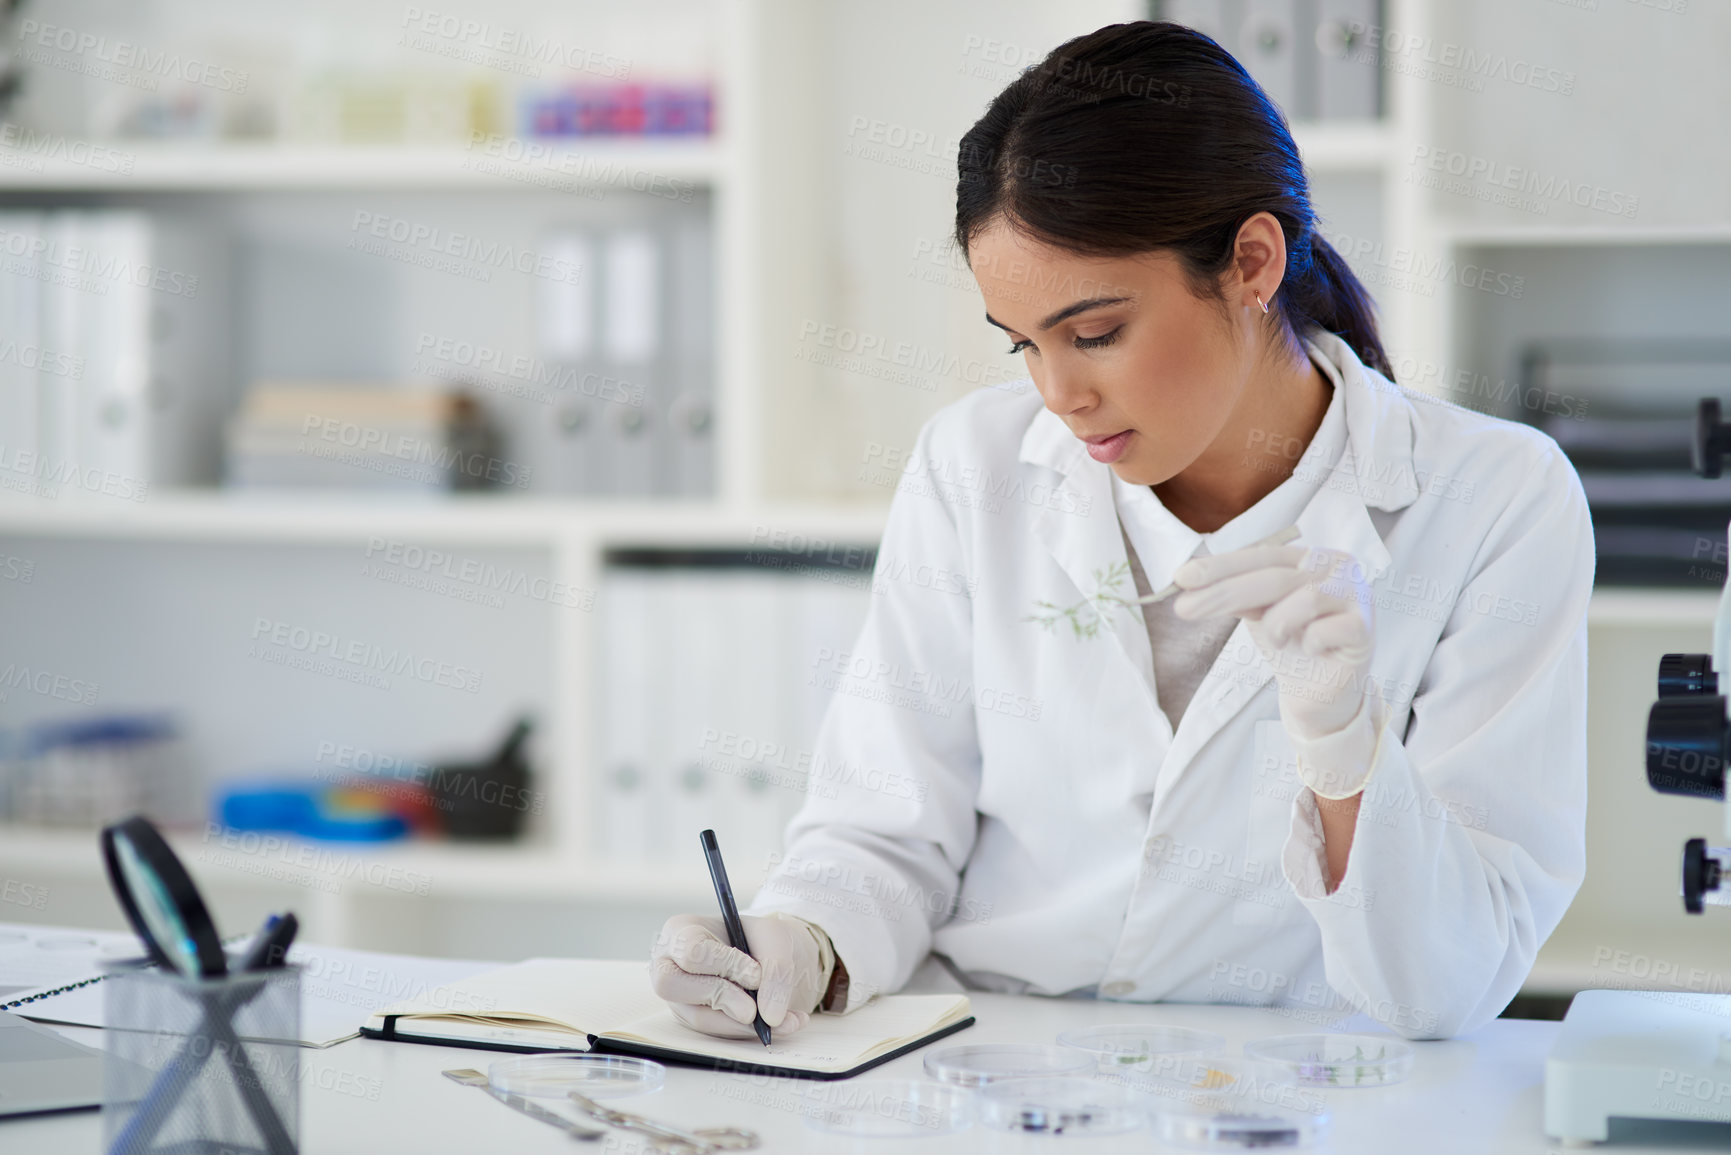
[{"x1": 361, "y1": 959, "x2": 974, "y2": 1080}]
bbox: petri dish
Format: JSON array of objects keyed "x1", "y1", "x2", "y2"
[
  {"x1": 1056, "y1": 1024, "x2": 1226, "y2": 1075},
  {"x1": 979, "y1": 1076, "x2": 1151, "y2": 1136},
  {"x1": 923, "y1": 1043, "x2": 1093, "y2": 1087},
  {"x1": 801, "y1": 1078, "x2": 974, "y2": 1138},
  {"x1": 488, "y1": 1054, "x2": 665, "y2": 1099},
  {"x1": 1154, "y1": 1107, "x2": 1329, "y2": 1149},
  {"x1": 1243, "y1": 1033, "x2": 1415, "y2": 1088},
  {"x1": 1135, "y1": 1056, "x2": 1329, "y2": 1150}
]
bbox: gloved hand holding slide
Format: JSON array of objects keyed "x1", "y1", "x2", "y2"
[{"x1": 1170, "y1": 528, "x2": 1385, "y2": 800}]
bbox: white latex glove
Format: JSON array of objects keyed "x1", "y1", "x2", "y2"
[
  {"x1": 1171, "y1": 540, "x2": 1385, "y2": 799},
  {"x1": 649, "y1": 911, "x2": 833, "y2": 1039}
]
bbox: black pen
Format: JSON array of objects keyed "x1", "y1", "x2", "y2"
[
  {"x1": 238, "y1": 912, "x2": 298, "y2": 972},
  {"x1": 699, "y1": 829, "x2": 771, "y2": 1046}
]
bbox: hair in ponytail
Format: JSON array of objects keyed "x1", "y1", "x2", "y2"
[
  {"x1": 954, "y1": 20, "x2": 1396, "y2": 383},
  {"x1": 1287, "y1": 233, "x2": 1393, "y2": 381}
]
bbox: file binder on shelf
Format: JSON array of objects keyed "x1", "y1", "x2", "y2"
[
  {"x1": 792, "y1": 573, "x2": 876, "y2": 755},
  {"x1": 1315, "y1": 0, "x2": 1380, "y2": 120},
  {"x1": 34, "y1": 212, "x2": 84, "y2": 480},
  {"x1": 1158, "y1": 0, "x2": 1382, "y2": 122},
  {"x1": 526, "y1": 214, "x2": 710, "y2": 498},
  {"x1": 715, "y1": 572, "x2": 799, "y2": 875},
  {"x1": 661, "y1": 566, "x2": 721, "y2": 857},
  {"x1": 538, "y1": 231, "x2": 595, "y2": 365},
  {"x1": 599, "y1": 228, "x2": 662, "y2": 496},
  {"x1": 536, "y1": 390, "x2": 605, "y2": 495},
  {"x1": 664, "y1": 213, "x2": 715, "y2": 497},
  {"x1": 0, "y1": 208, "x2": 227, "y2": 498},
  {"x1": 598, "y1": 567, "x2": 659, "y2": 868},
  {"x1": 1241, "y1": 0, "x2": 1299, "y2": 117},
  {"x1": 532, "y1": 228, "x2": 605, "y2": 495},
  {"x1": 594, "y1": 550, "x2": 875, "y2": 871},
  {"x1": 76, "y1": 214, "x2": 153, "y2": 487},
  {"x1": 0, "y1": 211, "x2": 43, "y2": 470}
]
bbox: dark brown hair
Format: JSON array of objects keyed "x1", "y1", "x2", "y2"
[{"x1": 955, "y1": 20, "x2": 1394, "y2": 382}]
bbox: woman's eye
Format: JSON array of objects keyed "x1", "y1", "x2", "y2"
[
  {"x1": 1074, "y1": 328, "x2": 1122, "y2": 350},
  {"x1": 1006, "y1": 338, "x2": 1034, "y2": 355}
]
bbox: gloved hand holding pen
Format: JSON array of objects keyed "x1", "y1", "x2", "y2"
[
  {"x1": 1169, "y1": 533, "x2": 1386, "y2": 799},
  {"x1": 649, "y1": 912, "x2": 834, "y2": 1039}
]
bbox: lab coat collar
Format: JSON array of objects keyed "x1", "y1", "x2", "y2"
[
  {"x1": 1017, "y1": 329, "x2": 1415, "y2": 747},
  {"x1": 1017, "y1": 328, "x2": 1420, "y2": 513}
]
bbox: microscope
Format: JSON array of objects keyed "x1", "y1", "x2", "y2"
[{"x1": 1546, "y1": 399, "x2": 1731, "y2": 1144}]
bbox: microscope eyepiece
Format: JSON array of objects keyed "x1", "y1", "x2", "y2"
[{"x1": 1658, "y1": 654, "x2": 1718, "y2": 698}]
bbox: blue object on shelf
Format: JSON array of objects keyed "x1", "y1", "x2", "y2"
[
  {"x1": 4, "y1": 713, "x2": 191, "y2": 827},
  {"x1": 23, "y1": 713, "x2": 177, "y2": 755},
  {"x1": 216, "y1": 782, "x2": 408, "y2": 842}
]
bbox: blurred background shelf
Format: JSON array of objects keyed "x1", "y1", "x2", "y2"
[
  {"x1": 0, "y1": 141, "x2": 725, "y2": 191},
  {"x1": 1587, "y1": 589, "x2": 1718, "y2": 628},
  {"x1": 0, "y1": 823, "x2": 715, "y2": 903},
  {"x1": 1441, "y1": 225, "x2": 1731, "y2": 248},
  {"x1": 1290, "y1": 120, "x2": 1392, "y2": 174},
  {"x1": 0, "y1": 492, "x2": 889, "y2": 545}
]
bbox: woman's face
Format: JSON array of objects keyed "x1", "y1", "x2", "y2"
[{"x1": 969, "y1": 218, "x2": 1275, "y2": 487}]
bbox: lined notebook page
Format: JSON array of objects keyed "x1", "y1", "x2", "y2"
[
  {"x1": 373, "y1": 958, "x2": 664, "y2": 1033},
  {"x1": 608, "y1": 994, "x2": 971, "y2": 1073}
]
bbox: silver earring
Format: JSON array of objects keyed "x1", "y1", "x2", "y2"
[{"x1": 1253, "y1": 292, "x2": 1269, "y2": 314}]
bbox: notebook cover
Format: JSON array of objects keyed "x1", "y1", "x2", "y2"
[
  {"x1": 591, "y1": 1015, "x2": 976, "y2": 1081},
  {"x1": 361, "y1": 1017, "x2": 588, "y2": 1055},
  {"x1": 360, "y1": 1013, "x2": 976, "y2": 1080}
]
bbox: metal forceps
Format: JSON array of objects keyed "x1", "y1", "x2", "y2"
[
  {"x1": 442, "y1": 1068, "x2": 606, "y2": 1141},
  {"x1": 566, "y1": 1090, "x2": 759, "y2": 1154}
]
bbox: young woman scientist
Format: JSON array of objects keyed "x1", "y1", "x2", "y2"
[{"x1": 650, "y1": 21, "x2": 1593, "y2": 1041}]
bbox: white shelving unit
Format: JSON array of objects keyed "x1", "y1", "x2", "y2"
[
  {"x1": 0, "y1": 0, "x2": 868, "y2": 949},
  {"x1": 0, "y1": 141, "x2": 723, "y2": 191},
  {"x1": 1440, "y1": 223, "x2": 1731, "y2": 249},
  {"x1": 0, "y1": 0, "x2": 1715, "y2": 967},
  {"x1": 1586, "y1": 589, "x2": 1718, "y2": 629},
  {"x1": 1290, "y1": 120, "x2": 1395, "y2": 175},
  {"x1": 0, "y1": 491, "x2": 889, "y2": 943}
]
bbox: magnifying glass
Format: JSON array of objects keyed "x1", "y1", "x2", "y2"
[{"x1": 101, "y1": 815, "x2": 227, "y2": 978}]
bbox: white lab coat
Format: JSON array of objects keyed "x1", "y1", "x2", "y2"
[{"x1": 747, "y1": 329, "x2": 1593, "y2": 1040}]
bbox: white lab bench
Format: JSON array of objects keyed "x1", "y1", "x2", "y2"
[{"x1": 0, "y1": 987, "x2": 1598, "y2": 1155}]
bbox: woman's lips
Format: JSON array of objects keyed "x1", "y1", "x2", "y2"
[{"x1": 1083, "y1": 429, "x2": 1133, "y2": 464}]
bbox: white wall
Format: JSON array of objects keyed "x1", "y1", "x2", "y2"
[
  {"x1": 1431, "y1": 1, "x2": 1722, "y2": 230},
  {"x1": 761, "y1": 0, "x2": 1144, "y2": 500}
]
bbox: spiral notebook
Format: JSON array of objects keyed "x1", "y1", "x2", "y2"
[
  {"x1": 0, "y1": 922, "x2": 491, "y2": 1048},
  {"x1": 361, "y1": 958, "x2": 975, "y2": 1080},
  {"x1": 0, "y1": 923, "x2": 152, "y2": 1010}
]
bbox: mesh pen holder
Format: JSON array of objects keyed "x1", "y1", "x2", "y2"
[{"x1": 102, "y1": 962, "x2": 301, "y2": 1155}]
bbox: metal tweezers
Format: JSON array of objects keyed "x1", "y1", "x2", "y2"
[
  {"x1": 443, "y1": 1068, "x2": 605, "y2": 1141},
  {"x1": 443, "y1": 1068, "x2": 759, "y2": 1153},
  {"x1": 565, "y1": 1090, "x2": 759, "y2": 1154}
]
